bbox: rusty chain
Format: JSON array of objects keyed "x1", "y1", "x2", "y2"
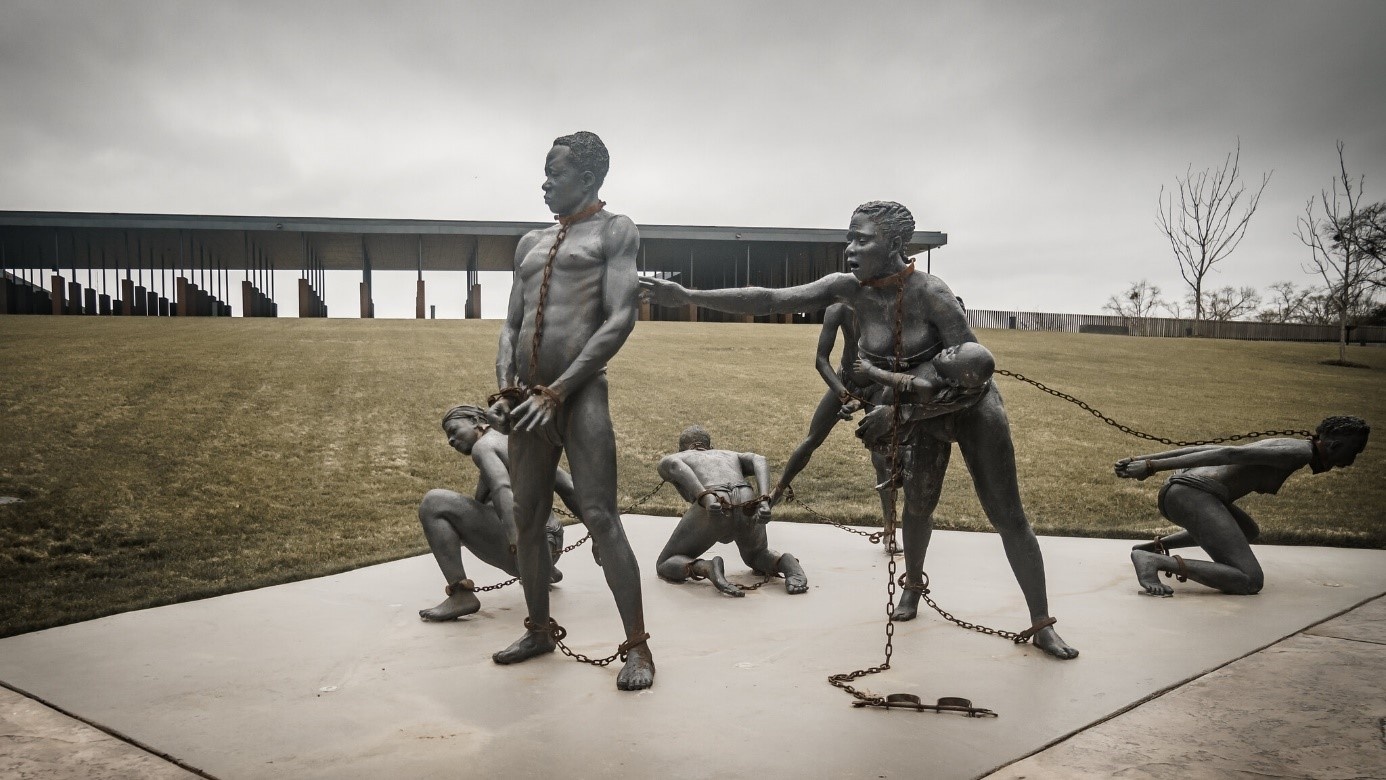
[
  {"x1": 525, "y1": 617, "x2": 649, "y2": 668},
  {"x1": 828, "y1": 268, "x2": 908, "y2": 708},
  {"x1": 483, "y1": 481, "x2": 665, "y2": 667},
  {"x1": 782, "y1": 483, "x2": 1026, "y2": 642},
  {"x1": 472, "y1": 578, "x2": 518, "y2": 593},
  {"x1": 483, "y1": 200, "x2": 620, "y2": 592},
  {"x1": 780, "y1": 485, "x2": 888, "y2": 545},
  {"x1": 498, "y1": 201, "x2": 715, "y2": 670},
  {"x1": 735, "y1": 572, "x2": 779, "y2": 591},
  {"x1": 698, "y1": 488, "x2": 773, "y2": 515},
  {"x1": 896, "y1": 573, "x2": 1032, "y2": 643},
  {"x1": 499, "y1": 200, "x2": 657, "y2": 670},
  {"x1": 826, "y1": 265, "x2": 1002, "y2": 715},
  {"x1": 617, "y1": 478, "x2": 669, "y2": 515},
  {"x1": 826, "y1": 546, "x2": 898, "y2": 706},
  {"x1": 831, "y1": 283, "x2": 1310, "y2": 706},
  {"x1": 528, "y1": 200, "x2": 605, "y2": 387},
  {"x1": 473, "y1": 532, "x2": 592, "y2": 593},
  {"x1": 551, "y1": 479, "x2": 668, "y2": 520},
  {"x1": 994, "y1": 369, "x2": 1312, "y2": 446},
  {"x1": 527, "y1": 236, "x2": 558, "y2": 385},
  {"x1": 885, "y1": 275, "x2": 906, "y2": 541},
  {"x1": 474, "y1": 481, "x2": 667, "y2": 591}
]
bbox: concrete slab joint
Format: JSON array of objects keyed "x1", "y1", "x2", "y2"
[{"x1": 0, "y1": 524, "x2": 1382, "y2": 779}]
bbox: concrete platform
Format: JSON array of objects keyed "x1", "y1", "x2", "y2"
[
  {"x1": 1, "y1": 516, "x2": 1384, "y2": 780},
  {"x1": 986, "y1": 596, "x2": 1386, "y2": 779},
  {"x1": 0, "y1": 685, "x2": 201, "y2": 780}
]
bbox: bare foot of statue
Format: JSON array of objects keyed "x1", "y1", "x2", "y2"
[
  {"x1": 1131, "y1": 550, "x2": 1174, "y2": 597},
  {"x1": 492, "y1": 628, "x2": 557, "y2": 665},
  {"x1": 776, "y1": 553, "x2": 809, "y2": 594},
  {"x1": 785, "y1": 572, "x2": 809, "y2": 595},
  {"x1": 693, "y1": 556, "x2": 744, "y2": 598},
  {"x1": 1032, "y1": 625, "x2": 1079, "y2": 660},
  {"x1": 616, "y1": 643, "x2": 656, "y2": 691},
  {"x1": 419, "y1": 591, "x2": 481, "y2": 621},
  {"x1": 892, "y1": 587, "x2": 921, "y2": 620}
]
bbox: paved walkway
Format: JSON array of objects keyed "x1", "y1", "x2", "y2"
[
  {"x1": 2, "y1": 517, "x2": 1383, "y2": 779},
  {"x1": 985, "y1": 594, "x2": 1386, "y2": 779}
]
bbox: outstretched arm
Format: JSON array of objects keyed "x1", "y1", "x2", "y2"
[
  {"x1": 1115, "y1": 440, "x2": 1311, "y2": 479},
  {"x1": 640, "y1": 272, "x2": 855, "y2": 316}
]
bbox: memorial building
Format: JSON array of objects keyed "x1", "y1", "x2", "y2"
[{"x1": 0, "y1": 211, "x2": 946, "y2": 321}]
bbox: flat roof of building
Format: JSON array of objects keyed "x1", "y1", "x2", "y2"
[{"x1": 0, "y1": 211, "x2": 947, "y2": 273}]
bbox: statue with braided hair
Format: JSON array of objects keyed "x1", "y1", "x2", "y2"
[
  {"x1": 1118, "y1": 415, "x2": 1370, "y2": 597},
  {"x1": 641, "y1": 200, "x2": 1079, "y2": 659},
  {"x1": 656, "y1": 426, "x2": 808, "y2": 597},
  {"x1": 485, "y1": 131, "x2": 654, "y2": 690},
  {"x1": 416, "y1": 404, "x2": 579, "y2": 621}
]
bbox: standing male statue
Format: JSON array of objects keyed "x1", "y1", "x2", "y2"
[
  {"x1": 487, "y1": 131, "x2": 655, "y2": 690},
  {"x1": 640, "y1": 201, "x2": 1078, "y2": 659}
]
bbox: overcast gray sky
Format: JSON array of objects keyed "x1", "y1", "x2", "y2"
[{"x1": 3, "y1": 0, "x2": 1384, "y2": 316}]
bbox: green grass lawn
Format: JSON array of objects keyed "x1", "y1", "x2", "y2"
[{"x1": 1, "y1": 316, "x2": 1382, "y2": 637}]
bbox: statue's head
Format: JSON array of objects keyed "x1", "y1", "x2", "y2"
[
  {"x1": 441, "y1": 404, "x2": 489, "y2": 455},
  {"x1": 1314, "y1": 415, "x2": 1370, "y2": 469},
  {"x1": 933, "y1": 342, "x2": 995, "y2": 389},
  {"x1": 544, "y1": 131, "x2": 609, "y2": 216},
  {"x1": 678, "y1": 425, "x2": 712, "y2": 452},
  {"x1": 847, "y1": 201, "x2": 914, "y2": 283}
]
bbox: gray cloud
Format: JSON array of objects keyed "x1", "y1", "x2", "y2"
[{"x1": 3, "y1": 0, "x2": 1383, "y2": 313}]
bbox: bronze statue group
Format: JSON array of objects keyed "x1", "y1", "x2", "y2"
[{"x1": 415, "y1": 131, "x2": 1371, "y2": 694}]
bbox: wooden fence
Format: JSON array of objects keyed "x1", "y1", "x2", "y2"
[{"x1": 965, "y1": 309, "x2": 1386, "y2": 343}]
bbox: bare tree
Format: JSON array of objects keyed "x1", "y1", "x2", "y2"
[
  {"x1": 1299, "y1": 291, "x2": 1337, "y2": 326},
  {"x1": 1296, "y1": 141, "x2": 1377, "y2": 362},
  {"x1": 1157, "y1": 297, "x2": 1190, "y2": 337},
  {"x1": 1102, "y1": 279, "x2": 1165, "y2": 335},
  {"x1": 1160, "y1": 298, "x2": 1189, "y2": 320},
  {"x1": 1254, "y1": 282, "x2": 1348, "y2": 326},
  {"x1": 1157, "y1": 140, "x2": 1272, "y2": 328},
  {"x1": 1336, "y1": 200, "x2": 1385, "y2": 291},
  {"x1": 1194, "y1": 286, "x2": 1261, "y2": 322},
  {"x1": 1256, "y1": 281, "x2": 1311, "y2": 323}
]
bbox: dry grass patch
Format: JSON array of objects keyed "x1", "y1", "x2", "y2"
[{"x1": 1, "y1": 317, "x2": 1382, "y2": 636}]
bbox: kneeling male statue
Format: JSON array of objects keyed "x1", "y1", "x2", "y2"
[
  {"x1": 656, "y1": 426, "x2": 808, "y2": 597},
  {"x1": 1117, "y1": 415, "x2": 1369, "y2": 596},
  {"x1": 417, "y1": 404, "x2": 577, "y2": 621}
]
